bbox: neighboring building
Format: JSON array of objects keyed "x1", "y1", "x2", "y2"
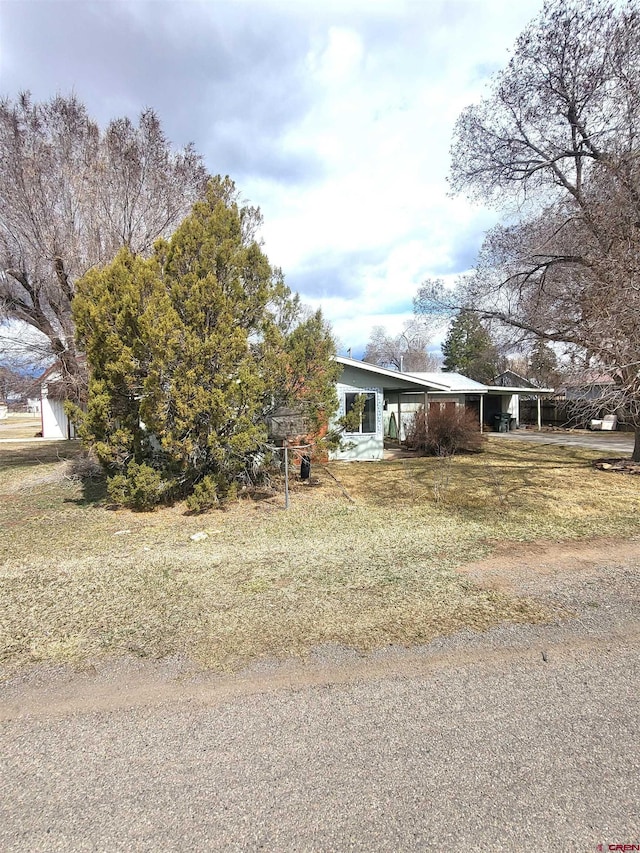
[
  {"x1": 330, "y1": 357, "x2": 554, "y2": 461},
  {"x1": 491, "y1": 370, "x2": 540, "y2": 389},
  {"x1": 561, "y1": 371, "x2": 616, "y2": 402},
  {"x1": 39, "y1": 364, "x2": 79, "y2": 439}
]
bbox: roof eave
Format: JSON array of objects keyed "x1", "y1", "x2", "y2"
[
  {"x1": 485, "y1": 385, "x2": 555, "y2": 394},
  {"x1": 334, "y1": 356, "x2": 452, "y2": 391}
]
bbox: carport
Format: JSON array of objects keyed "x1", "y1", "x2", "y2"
[{"x1": 484, "y1": 384, "x2": 555, "y2": 431}]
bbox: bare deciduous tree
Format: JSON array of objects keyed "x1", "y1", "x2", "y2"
[
  {"x1": 0, "y1": 363, "x2": 30, "y2": 403},
  {"x1": 434, "y1": 0, "x2": 640, "y2": 459},
  {"x1": 363, "y1": 318, "x2": 440, "y2": 372},
  {"x1": 0, "y1": 93, "x2": 209, "y2": 398}
]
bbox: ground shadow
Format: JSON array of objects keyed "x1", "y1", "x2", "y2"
[
  {"x1": 0, "y1": 441, "x2": 84, "y2": 471},
  {"x1": 67, "y1": 474, "x2": 109, "y2": 506}
]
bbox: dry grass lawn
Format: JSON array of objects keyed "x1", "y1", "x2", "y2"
[
  {"x1": 1, "y1": 437, "x2": 639, "y2": 676},
  {"x1": 0, "y1": 414, "x2": 42, "y2": 440}
]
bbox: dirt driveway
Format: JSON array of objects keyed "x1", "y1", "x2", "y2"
[{"x1": 1, "y1": 537, "x2": 639, "y2": 852}]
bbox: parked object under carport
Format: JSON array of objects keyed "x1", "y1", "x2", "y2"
[{"x1": 494, "y1": 413, "x2": 511, "y2": 432}]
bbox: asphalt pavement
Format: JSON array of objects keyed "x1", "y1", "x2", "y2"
[
  {"x1": 2, "y1": 645, "x2": 638, "y2": 853},
  {"x1": 491, "y1": 428, "x2": 636, "y2": 455}
]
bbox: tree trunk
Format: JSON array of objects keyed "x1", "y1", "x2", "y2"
[
  {"x1": 56, "y1": 344, "x2": 88, "y2": 405},
  {"x1": 633, "y1": 427, "x2": 640, "y2": 463}
]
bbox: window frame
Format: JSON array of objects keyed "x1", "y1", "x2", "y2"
[{"x1": 343, "y1": 391, "x2": 377, "y2": 435}]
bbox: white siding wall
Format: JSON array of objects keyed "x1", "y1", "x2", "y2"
[
  {"x1": 41, "y1": 388, "x2": 78, "y2": 439},
  {"x1": 330, "y1": 383, "x2": 384, "y2": 461},
  {"x1": 506, "y1": 393, "x2": 520, "y2": 424}
]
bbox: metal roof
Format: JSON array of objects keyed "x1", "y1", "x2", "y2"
[
  {"x1": 486, "y1": 385, "x2": 555, "y2": 395},
  {"x1": 335, "y1": 359, "x2": 553, "y2": 396},
  {"x1": 409, "y1": 371, "x2": 489, "y2": 393}
]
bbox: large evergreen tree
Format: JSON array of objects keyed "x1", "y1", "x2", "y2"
[
  {"x1": 72, "y1": 178, "x2": 339, "y2": 508},
  {"x1": 529, "y1": 341, "x2": 560, "y2": 388},
  {"x1": 441, "y1": 311, "x2": 498, "y2": 382}
]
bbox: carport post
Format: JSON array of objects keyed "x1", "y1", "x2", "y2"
[
  {"x1": 479, "y1": 395, "x2": 484, "y2": 434},
  {"x1": 537, "y1": 396, "x2": 542, "y2": 431}
]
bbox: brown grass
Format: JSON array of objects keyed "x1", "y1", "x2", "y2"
[
  {"x1": 1, "y1": 437, "x2": 638, "y2": 676},
  {"x1": 0, "y1": 414, "x2": 42, "y2": 440}
]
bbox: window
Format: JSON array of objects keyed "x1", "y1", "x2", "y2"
[{"x1": 344, "y1": 392, "x2": 376, "y2": 434}]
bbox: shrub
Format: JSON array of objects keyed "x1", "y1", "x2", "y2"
[
  {"x1": 405, "y1": 406, "x2": 485, "y2": 457},
  {"x1": 185, "y1": 475, "x2": 219, "y2": 513},
  {"x1": 185, "y1": 476, "x2": 240, "y2": 513},
  {"x1": 405, "y1": 410, "x2": 428, "y2": 452},
  {"x1": 66, "y1": 450, "x2": 103, "y2": 481},
  {"x1": 107, "y1": 462, "x2": 165, "y2": 510},
  {"x1": 224, "y1": 482, "x2": 239, "y2": 503}
]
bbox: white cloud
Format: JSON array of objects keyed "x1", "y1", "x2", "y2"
[
  {"x1": 309, "y1": 26, "x2": 364, "y2": 84},
  {"x1": 242, "y1": 1, "x2": 545, "y2": 354},
  {"x1": 0, "y1": 0, "x2": 545, "y2": 360}
]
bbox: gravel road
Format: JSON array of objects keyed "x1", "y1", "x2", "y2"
[{"x1": 2, "y1": 543, "x2": 639, "y2": 852}]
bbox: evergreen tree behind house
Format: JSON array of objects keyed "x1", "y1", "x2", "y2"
[{"x1": 441, "y1": 311, "x2": 499, "y2": 384}]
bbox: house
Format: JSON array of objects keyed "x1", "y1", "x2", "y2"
[
  {"x1": 330, "y1": 357, "x2": 554, "y2": 461},
  {"x1": 331, "y1": 358, "x2": 452, "y2": 461},
  {"x1": 561, "y1": 371, "x2": 616, "y2": 402},
  {"x1": 38, "y1": 364, "x2": 79, "y2": 439},
  {"x1": 396, "y1": 371, "x2": 489, "y2": 437}
]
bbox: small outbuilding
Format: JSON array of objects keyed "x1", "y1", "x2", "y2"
[{"x1": 38, "y1": 364, "x2": 79, "y2": 439}]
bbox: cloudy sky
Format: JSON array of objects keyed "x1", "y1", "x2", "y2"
[{"x1": 0, "y1": 0, "x2": 544, "y2": 355}]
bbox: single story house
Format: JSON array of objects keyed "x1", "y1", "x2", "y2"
[
  {"x1": 330, "y1": 357, "x2": 553, "y2": 461},
  {"x1": 561, "y1": 371, "x2": 616, "y2": 402}
]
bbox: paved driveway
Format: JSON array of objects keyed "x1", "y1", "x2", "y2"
[{"x1": 491, "y1": 428, "x2": 635, "y2": 455}]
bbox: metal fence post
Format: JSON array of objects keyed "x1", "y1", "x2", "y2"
[{"x1": 283, "y1": 440, "x2": 289, "y2": 509}]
